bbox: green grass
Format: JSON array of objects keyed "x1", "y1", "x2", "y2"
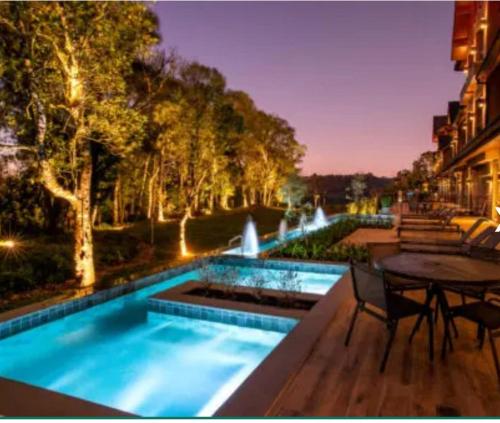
[
  {"x1": 114, "y1": 205, "x2": 283, "y2": 259},
  {"x1": 95, "y1": 206, "x2": 285, "y2": 285},
  {"x1": 0, "y1": 206, "x2": 285, "y2": 311}
]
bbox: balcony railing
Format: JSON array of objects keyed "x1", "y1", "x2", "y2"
[
  {"x1": 477, "y1": 30, "x2": 500, "y2": 83},
  {"x1": 439, "y1": 115, "x2": 500, "y2": 173},
  {"x1": 460, "y1": 62, "x2": 478, "y2": 100}
]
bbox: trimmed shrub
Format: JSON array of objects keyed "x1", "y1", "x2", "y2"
[{"x1": 271, "y1": 217, "x2": 389, "y2": 262}]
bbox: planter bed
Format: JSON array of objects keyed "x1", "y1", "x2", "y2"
[
  {"x1": 148, "y1": 281, "x2": 323, "y2": 332},
  {"x1": 265, "y1": 215, "x2": 394, "y2": 262}
]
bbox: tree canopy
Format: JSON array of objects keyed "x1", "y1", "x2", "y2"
[{"x1": 0, "y1": 3, "x2": 305, "y2": 285}]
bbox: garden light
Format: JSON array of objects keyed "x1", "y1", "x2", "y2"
[{"x1": 0, "y1": 239, "x2": 16, "y2": 249}]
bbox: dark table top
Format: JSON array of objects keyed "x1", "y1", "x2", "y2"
[{"x1": 377, "y1": 253, "x2": 500, "y2": 287}]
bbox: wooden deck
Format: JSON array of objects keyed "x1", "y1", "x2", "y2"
[{"x1": 268, "y1": 284, "x2": 500, "y2": 416}]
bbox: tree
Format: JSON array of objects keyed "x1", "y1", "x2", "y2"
[
  {"x1": 393, "y1": 151, "x2": 438, "y2": 193},
  {"x1": 279, "y1": 174, "x2": 307, "y2": 210},
  {"x1": 0, "y1": 2, "x2": 159, "y2": 286},
  {"x1": 228, "y1": 91, "x2": 305, "y2": 207},
  {"x1": 346, "y1": 173, "x2": 367, "y2": 202},
  {"x1": 126, "y1": 52, "x2": 174, "y2": 225},
  {"x1": 154, "y1": 62, "x2": 226, "y2": 256}
]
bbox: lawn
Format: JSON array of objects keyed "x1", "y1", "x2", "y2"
[{"x1": 0, "y1": 206, "x2": 285, "y2": 312}]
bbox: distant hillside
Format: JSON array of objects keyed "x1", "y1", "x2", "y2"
[{"x1": 303, "y1": 173, "x2": 394, "y2": 204}]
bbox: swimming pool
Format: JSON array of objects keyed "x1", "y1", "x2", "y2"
[
  {"x1": 0, "y1": 269, "x2": 288, "y2": 417},
  {"x1": 0, "y1": 252, "x2": 348, "y2": 417}
]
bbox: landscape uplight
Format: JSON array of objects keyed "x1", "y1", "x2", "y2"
[{"x1": 0, "y1": 239, "x2": 16, "y2": 249}]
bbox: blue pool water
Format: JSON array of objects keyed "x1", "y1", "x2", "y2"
[
  {"x1": 0, "y1": 270, "x2": 286, "y2": 417},
  {"x1": 209, "y1": 264, "x2": 342, "y2": 295}
]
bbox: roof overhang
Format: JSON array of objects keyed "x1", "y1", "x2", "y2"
[{"x1": 451, "y1": 1, "x2": 477, "y2": 62}]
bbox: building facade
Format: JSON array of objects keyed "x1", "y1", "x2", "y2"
[{"x1": 434, "y1": 1, "x2": 500, "y2": 221}]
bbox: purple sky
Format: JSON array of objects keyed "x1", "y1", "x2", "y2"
[{"x1": 154, "y1": 1, "x2": 464, "y2": 177}]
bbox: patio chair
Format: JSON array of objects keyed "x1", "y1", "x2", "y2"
[
  {"x1": 367, "y1": 242, "x2": 459, "y2": 338},
  {"x1": 432, "y1": 244, "x2": 500, "y2": 343},
  {"x1": 367, "y1": 242, "x2": 429, "y2": 292},
  {"x1": 442, "y1": 297, "x2": 500, "y2": 385},
  {"x1": 440, "y1": 242, "x2": 500, "y2": 305},
  {"x1": 344, "y1": 261, "x2": 434, "y2": 372}
]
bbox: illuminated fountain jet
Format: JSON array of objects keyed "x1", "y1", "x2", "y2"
[
  {"x1": 299, "y1": 213, "x2": 308, "y2": 232},
  {"x1": 241, "y1": 216, "x2": 259, "y2": 257},
  {"x1": 312, "y1": 206, "x2": 328, "y2": 228},
  {"x1": 278, "y1": 219, "x2": 288, "y2": 242}
]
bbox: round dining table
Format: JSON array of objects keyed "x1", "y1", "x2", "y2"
[
  {"x1": 376, "y1": 252, "x2": 500, "y2": 358},
  {"x1": 376, "y1": 252, "x2": 500, "y2": 287}
]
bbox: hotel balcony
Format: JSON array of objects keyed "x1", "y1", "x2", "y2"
[
  {"x1": 477, "y1": 30, "x2": 500, "y2": 85},
  {"x1": 439, "y1": 114, "x2": 500, "y2": 174}
]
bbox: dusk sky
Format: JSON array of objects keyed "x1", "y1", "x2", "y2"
[{"x1": 155, "y1": 1, "x2": 464, "y2": 177}]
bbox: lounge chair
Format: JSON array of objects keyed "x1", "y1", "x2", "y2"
[
  {"x1": 345, "y1": 261, "x2": 434, "y2": 372},
  {"x1": 400, "y1": 217, "x2": 488, "y2": 246},
  {"x1": 403, "y1": 200, "x2": 487, "y2": 221},
  {"x1": 401, "y1": 225, "x2": 497, "y2": 255},
  {"x1": 397, "y1": 214, "x2": 461, "y2": 237},
  {"x1": 401, "y1": 207, "x2": 456, "y2": 222}
]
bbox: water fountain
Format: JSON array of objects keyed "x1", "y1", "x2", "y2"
[
  {"x1": 313, "y1": 206, "x2": 328, "y2": 228},
  {"x1": 299, "y1": 213, "x2": 308, "y2": 232},
  {"x1": 278, "y1": 218, "x2": 288, "y2": 242},
  {"x1": 241, "y1": 215, "x2": 259, "y2": 256}
]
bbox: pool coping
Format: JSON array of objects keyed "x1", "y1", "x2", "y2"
[
  {"x1": 0, "y1": 258, "x2": 207, "y2": 339},
  {"x1": 148, "y1": 281, "x2": 323, "y2": 320},
  {"x1": 0, "y1": 377, "x2": 135, "y2": 417},
  {"x1": 215, "y1": 267, "x2": 352, "y2": 417}
]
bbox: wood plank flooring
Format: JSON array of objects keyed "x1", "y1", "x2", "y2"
[{"x1": 269, "y1": 282, "x2": 500, "y2": 417}]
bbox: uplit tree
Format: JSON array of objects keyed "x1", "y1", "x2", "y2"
[
  {"x1": 279, "y1": 174, "x2": 307, "y2": 210},
  {"x1": 0, "y1": 2, "x2": 159, "y2": 286},
  {"x1": 346, "y1": 173, "x2": 367, "y2": 202},
  {"x1": 153, "y1": 62, "x2": 226, "y2": 256}
]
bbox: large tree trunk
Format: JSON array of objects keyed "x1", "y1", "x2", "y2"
[
  {"x1": 73, "y1": 146, "x2": 95, "y2": 287},
  {"x1": 179, "y1": 208, "x2": 191, "y2": 256},
  {"x1": 220, "y1": 194, "x2": 230, "y2": 210},
  {"x1": 35, "y1": 98, "x2": 95, "y2": 287}
]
